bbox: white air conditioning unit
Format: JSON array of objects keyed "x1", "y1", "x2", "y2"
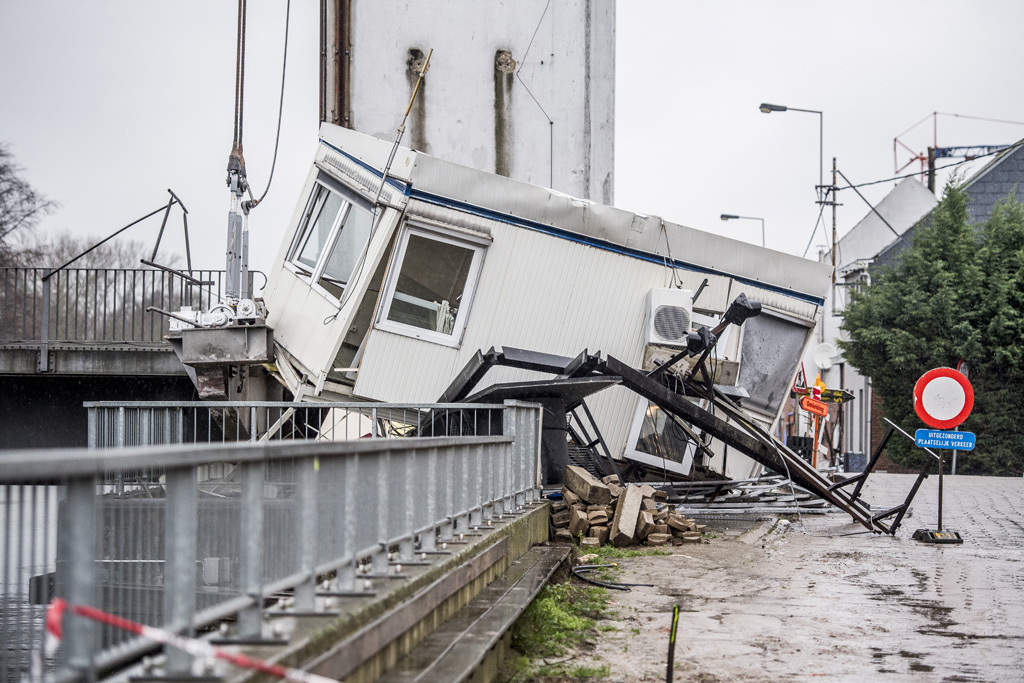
[{"x1": 645, "y1": 288, "x2": 694, "y2": 347}]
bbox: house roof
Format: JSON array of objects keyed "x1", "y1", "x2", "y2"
[
  {"x1": 873, "y1": 138, "x2": 1024, "y2": 268},
  {"x1": 832, "y1": 177, "x2": 937, "y2": 271}
]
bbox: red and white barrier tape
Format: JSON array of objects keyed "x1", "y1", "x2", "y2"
[{"x1": 45, "y1": 599, "x2": 340, "y2": 683}]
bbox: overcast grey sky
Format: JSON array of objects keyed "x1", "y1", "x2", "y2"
[{"x1": 3, "y1": 2, "x2": 1024, "y2": 273}]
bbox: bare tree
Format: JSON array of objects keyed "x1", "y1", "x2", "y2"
[{"x1": 0, "y1": 143, "x2": 57, "y2": 265}]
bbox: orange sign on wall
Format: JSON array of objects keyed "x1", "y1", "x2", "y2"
[{"x1": 799, "y1": 396, "x2": 829, "y2": 418}]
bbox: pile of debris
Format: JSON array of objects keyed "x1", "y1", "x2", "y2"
[{"x1": 550, "y1": 466, "x2": 706, "y2": 547}]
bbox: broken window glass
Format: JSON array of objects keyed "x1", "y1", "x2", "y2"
[
  {"x1": 289, "y1": 179, "x2": 374, "y2": 299},
  {"x1": 378, "y1": 228, "x2": 485, "y2": 344},
  {"x1": 295, "y1": 189, "x2": 344, "y2": 272},
  {"x1": 735, "y1": 311, "x2": 811, "y2": 417},
  {"x1": 632, "y1": 403, "x2": 698, "y2": 473},
  {"x1": 318, "y1": 201, "x2": 373, "y2": 296}
]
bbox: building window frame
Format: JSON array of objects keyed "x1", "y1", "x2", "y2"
[
  {"x1": 374, "y1": 224, "x2": 488, "y2": 347},
  {"x1": 285, "y1": 174, "x2": 374, "y2": 301}
]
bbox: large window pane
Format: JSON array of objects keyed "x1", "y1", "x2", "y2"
[
  {"x1": 633, "y1": 404, "x2": 697, "y2": 473},
  {"x1": 295, "y1": 189, "x2": 344, "y2": 271},
  {"x1": 386, "y1": 234, "x2": 474, "y2": 334},
  {"x1": 320, "y1": 202, "x2": 374, "y2": 287},
  {"x1": 736, "y1": 312, "x2": 809, "y2": 416}
]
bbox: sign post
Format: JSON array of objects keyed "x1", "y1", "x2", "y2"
[
  {"x1": 911, "y1": 367, "x2": 974, "y2": 544},
  {"x1": 799, "y1": 396, "x2": 829, "y2": 468}
]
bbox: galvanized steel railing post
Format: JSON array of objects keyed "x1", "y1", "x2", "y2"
[
  {"x1": 164, "y1": 468, "x2": 198, "y2": 673},
  {"x1": 296, "y1": 456, "x2": 318, "y2": 611},
  {"x1": 238, "y1": 461, "x2": 264, "y2": 637},
  {"x1": 62, "y1": 477, "x2": 97, "y2": 680},
  {"x1": 399, "y1": 447, "x2": 415, "y2": 562},
  {"x1": 87, "y1": 407, "x2": 97, "y2": 449},
  {"x1": 37, "y1": 269, "x2": 52, "y2": 372},
  {"x1": 437, "y1": 446, "x2": 454, "y2": 542},
  {"x1": 419, "y1": 447, "x2": 438, "y2": 552},
  {"x1": 467, "y1": 444, "x2": 481, "y2": 529},
  {"x1": 116, "y1": 407, "x2": 125, "y2": 449},
  {"x1": 337, "y1": 456, "x2": 357, "y2": 592},
  {"x1": 504, "y1": 401, "x2": 542, "y2": 506},
  {"x1": 482, "y1": 443, "x2": 495, "y2": 521},
  {"x1": 371, "y1": 451, "x2": 390, "y2": 575}
]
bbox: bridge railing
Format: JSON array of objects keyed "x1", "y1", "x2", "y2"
[
  {"x1": 0, "y1": 400, "x2": 543, "y2": 683},
  {"x1": 0, "y1": 267, "x2": 264, "y2": 347},
  {"x1": 85, "y1": 401, "x2": 508, "y2": 448}
]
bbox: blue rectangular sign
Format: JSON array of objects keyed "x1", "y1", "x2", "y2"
[{"x1": 915, "y1": 429, "x2": 976, "y2": 451}]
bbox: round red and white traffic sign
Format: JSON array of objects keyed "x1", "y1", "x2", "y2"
[{"x1": 914, "y1": 367, "x2": 974, "y2": 430}]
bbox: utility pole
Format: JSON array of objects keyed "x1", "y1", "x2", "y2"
[
  {"x1": 927, "y1": 147, "x2": 936, "y2": 194},
  {"x1": 831, "y1": 157, "x2": 838, "y2": 284}
]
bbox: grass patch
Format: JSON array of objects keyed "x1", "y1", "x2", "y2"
[
  {"x1": 498, "y1": 571, "x2": 611, "y2": 682},
  {"x1": 583, "y1": 546, "x2": 673, "y2": 560}
]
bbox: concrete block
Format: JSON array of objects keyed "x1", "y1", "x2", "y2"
[
  {"x1": 635, "y1": 510, "x2": 655, "y2": 539},
  {"x1": 568, "y1": 509, "x2": 591, "y2": 537},
  {"x1": 564, "y1": 466, "x2": 612, "y2": 505},
  {"x1": 610, "y1": 484, "x2": 644, "y2": 547},
  {"x1": 641, "y1": 498, "x2": 658, "y2": 511},
  {"x1": 647, "y1": 533, "x2": 672, "y2": 546},
  {"x1": 589, "y1": 525, "x2": 610, "y2": 545},
  {"x1": 561, "y1": 487, "x2": 581, "y2": 507},
  {"x1": 667, "y1": 514, "x2": 694, "y2": 532},
  {"x1": 607, "y1": 482, "x2": 623, "y2": 499},
  {"x1": 580, "y1": 537, "x2": 601, "y2": 549},
  {"x1": 588, "y1": 509, "x2": 610, "y2": 526},
  {"x1": 551, "y1": 510, "x2": 571, "y2": 527},
  {"x1": 652, "y1": 524, "x2": 669, "y2": 535},
  {"x1": 554, "y1": 529, "x2": 575, "y2": 543},
  {"x1": 601, "y1": 474, "x2": 621, "y2": 485},
  {"x1": 638, "y1": 483, "x2": 657, "y2": 499},
  {"x1": 681, "y1": 533, "x2": 702, "y2": 544}
]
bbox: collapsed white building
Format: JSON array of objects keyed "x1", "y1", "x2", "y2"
[{"x1": 261, "y1": 123, "x2": 832, "y2": 480}]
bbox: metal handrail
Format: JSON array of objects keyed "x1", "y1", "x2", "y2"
[
  {"x1": 0, "y1": 400, "x2": 543, "y2": 682},
  {"x1": 0, "y1": 267, "x2": 264, "y2": 348}
]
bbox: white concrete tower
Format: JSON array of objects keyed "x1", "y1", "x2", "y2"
[{"x1": 320, "y1": 0, "x2": 615, "y2": 204}]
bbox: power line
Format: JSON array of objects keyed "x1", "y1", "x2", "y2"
[
  {"x1": 843, "y1": 139, "x2": 1024, "y2": 190},
  {"x1": 801, "y1": 201, "x2": 827, "y2": 259}
]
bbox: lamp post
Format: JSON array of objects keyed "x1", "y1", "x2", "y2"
[
  {"x1": 759, "y1": 102, "x2": 824, "y2": 200},
  {"x1": 720, "y1": 214, "x2": 765, "y2": 248}
]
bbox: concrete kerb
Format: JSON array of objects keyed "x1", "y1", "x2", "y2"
[
  {"x1": 234, "y1": 501, "x2": 552, "y2": 683},
  {"x1": 736, "y1": 517, "x2": 780, "y2": 545}
]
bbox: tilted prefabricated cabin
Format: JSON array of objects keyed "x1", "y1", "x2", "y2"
[{"x1": 263, "y1": 123, "x2": 832, "y2": 479}]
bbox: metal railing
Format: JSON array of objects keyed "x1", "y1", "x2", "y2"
[
  {"x1": 86, "y1": 402, "x2": 508, "y2": 448},
  {"x1": 0, "y1": 401, "x2": 542, "y2": 683},
  {"x1": 0, "y1": 267, "x2": 264, "y2": 348}
]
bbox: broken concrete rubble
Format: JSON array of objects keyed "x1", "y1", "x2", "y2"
[
  {"x1": 551, "y1": 467, "x2": 709, "y2": 548},
  {"x1": 610, "y1": 484, "x2": 644, "y2": 547},
  {"x1": 564, "y1": 466, "x2": 612, "y2": 506}
]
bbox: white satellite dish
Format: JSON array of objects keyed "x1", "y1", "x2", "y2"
[{"x1": 813, "y1": 342, "x2": 838, "y2": 370}]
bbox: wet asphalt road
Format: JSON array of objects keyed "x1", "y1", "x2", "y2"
[{"x1": 587, "y1": 473, "x2": 1024, "y2": 682}]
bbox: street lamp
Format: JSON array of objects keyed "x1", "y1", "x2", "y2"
[
  {"x1": 759, "y1": 102, "x2": 824, "y2": 199},
  {"x1": 720, "y1": 214, "x2": 765, "y2": 248}
]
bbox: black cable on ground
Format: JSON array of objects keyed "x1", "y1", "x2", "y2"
[{"x1": 571, "y1": 564, "x2": 654, "y2": 591}]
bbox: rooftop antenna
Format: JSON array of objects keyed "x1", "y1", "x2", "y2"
[{"x1": 893, "y1": 112, "x2": 1024, "y2": 192}]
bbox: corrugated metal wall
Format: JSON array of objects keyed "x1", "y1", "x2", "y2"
[{"x1": 353, "y1": 203, "x2": 770, "y2": 457}]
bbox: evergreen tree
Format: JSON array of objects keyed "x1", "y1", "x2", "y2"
[{"x1": 840, "y1": 181, "x2": 1024, "y2": 475}]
